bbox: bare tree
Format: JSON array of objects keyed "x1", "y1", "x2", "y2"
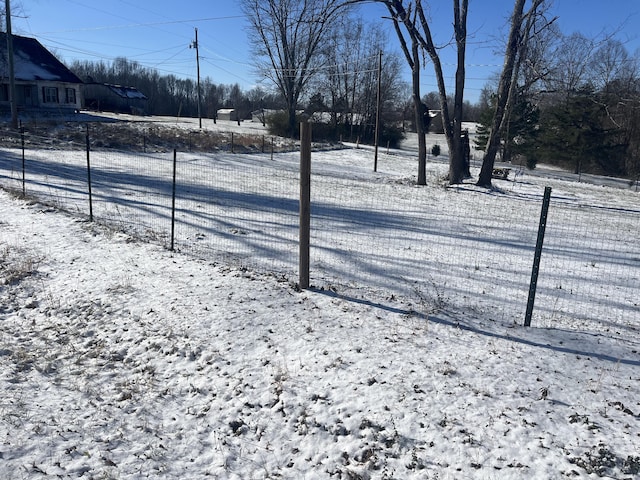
[
  {"x1": 382, "y1": 1, "x2": 429, "y2": 184},
  {"x1": 371, "y1": 0, "x2": 469, "y2": 184},
  {"x1": 322, "y1": 16, "x2": 366, "y2": 138},
  {"x1": 546, "y1": 32, "x2": 595, "y2": 97},
  {"x1": 242, "y1": 0, "x2": 348, "y2": 137},
  {"x1": 477, "y1": 0, "x2": 549, "y2": 187},
  {"x1": 1, "y1": 1, "x2": 24, "y2": 33},
  {"x1": 590, "y1": 38, "x2": 630, "y2": 92},
  {"x1": 589, "y1": 41, "x2": 640, "y2": 177},
  {"x1": 443, "y1": 0, "x2": 469, "y2": 184},
  {"x1": 320, "y1": 17, "x2": 404, "y2": 143},
  {"x1": 517, "y1": 11, "x2": 559, "y2": 98}
]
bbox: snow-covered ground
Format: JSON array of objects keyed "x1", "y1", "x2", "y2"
[{"x1": 0, "y1": 115, "x2": 639, "y2": 478}]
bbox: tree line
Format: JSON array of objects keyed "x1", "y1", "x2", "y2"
[
  {"x1": 68, "y1": 15, "x2": 414, "y2": 147},
  {"x1": 69, "y1": 58, "x2": 279, "y2": 122},
  {"x1": 475, "y1": 32, "x2": 640, "y2": 179},
  {"x1": 242, "y1": 0, "x2": 640, "y2": 184},
  {"x1": 65, "y1": 0, "x2": 639, "y2": 182}
]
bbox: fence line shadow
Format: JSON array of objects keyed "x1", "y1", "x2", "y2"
[{"x1": 311, "y1": 288, "x2": 640, "y2": 367}]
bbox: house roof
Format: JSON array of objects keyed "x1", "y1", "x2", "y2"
[
  {"x1": 90, "y1": 83, "x2": 147, "y2": 100},
  {"x1": 0, "y1": 33, "x2": 83, "y2": 84}
]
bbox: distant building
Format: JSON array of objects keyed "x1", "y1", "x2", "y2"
[
  {"x1": 82, "y1": 82, "x2": 148, "y2": 115},
  {"x1": 217, "y1": 108, "x2": 238, "y2": 121},
  {"x1": 0, "y1": 33, "x2": 83, "y2": 114}
]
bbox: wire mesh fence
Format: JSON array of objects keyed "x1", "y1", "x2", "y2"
[
  {"x1": 89, "y1": 150, "x2": 175, "y2": 240},
  {"x1": 1, "y1": 122, "x2": 638, "y2": 333},
  {"x1": 535, "y1": 200, "x2": 638, "y2": 332},
  {"x1": 309, "y1": 173, "x2": 543, "y2": 321},
  {"x1": 172, "y1": 150, "x2": 300, "y2": 274}
]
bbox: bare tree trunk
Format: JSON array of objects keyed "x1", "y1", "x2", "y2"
[
  {"x1": 477, "y1": 0, "x2": 531, "y2": 187},
  {"x1": 362, "y1": 0, "x2": 469, "y2": 183},
  {"x1": 416, "y1": 0, "x2": 468, "y2": 184},
  {"x1": 413, "y1": 49, "x2": 427, "y2": 185},
  {"x1": 287, "y1": 94, "x2": 297, "y2": 138},
  {"x1": 449, "y1": 0, "x2": 468, "y2": 184},
  {"x1": 387, "y1": 2, "x2": 427, "y2": 185}
]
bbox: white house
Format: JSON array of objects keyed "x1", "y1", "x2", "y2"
[{"x1": 0, "y1": 33, "x2": 83, "y2": 115}]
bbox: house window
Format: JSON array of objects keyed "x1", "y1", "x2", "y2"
[
  {"x1": 65, "y1": 88, "x2": 76, "y2": 104},
  {"x1": 43, "y1": 86, "x2": 59, "y2": 103},
  {"x1": 21, "y1": 85, "x2": 35, "y2": 106}
]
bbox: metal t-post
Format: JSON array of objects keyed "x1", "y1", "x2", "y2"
[
  {"x1": 524, "y1": 186, "x2": 552, "y2": 327},
  {"x1": 86, "y1": 124, "x2": 93, "y2": 222},
  {"x1": 170, "y1": 149, "x2": 177, "y2": 251}
]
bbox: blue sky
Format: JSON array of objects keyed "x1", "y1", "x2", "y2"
[{"x1": 11, "y1": 0, "x2": 640, "y2": 103}]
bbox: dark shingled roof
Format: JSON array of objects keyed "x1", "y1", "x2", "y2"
[{"x1": 0, "y1": 32, "x2": 83, "y2": 84}]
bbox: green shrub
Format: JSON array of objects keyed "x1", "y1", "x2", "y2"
[
  {"x1": 266, "y1": 111, "x2": 296, "y2": 138},
  {"x1": 381, "y1": 125, "x2": 405, "y2": 149}
]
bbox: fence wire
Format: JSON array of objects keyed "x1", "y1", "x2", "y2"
[
  {"x1": 536, "y1": 201, "x2": 638, "y2": 332},
  {"x1": 1, "y1": 124, "x2": 638, "y2": 334},
  {"x1": 172, "y1": 151, "x2": 299, "y2": 275}
]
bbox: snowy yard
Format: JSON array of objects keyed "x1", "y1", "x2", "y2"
[{"x1": 0, "y1": 116, "x2": 638, "y2": 478}]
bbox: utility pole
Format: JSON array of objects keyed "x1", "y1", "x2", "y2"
[
  {"x1": 373, "y1": 50, "x2": 382, "y2": 172},
  {"x1": 190, "y1": 28, "x2": 202, "y2": 129},
  {"x1": 5, "y1": 0, "x2": 18, "y2": 129}
]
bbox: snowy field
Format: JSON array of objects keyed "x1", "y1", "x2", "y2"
[
  {"x1": 0, "y1": 116, "x2": 637, "y2": 329},
  {"x1": 0, "y1": 115, "x2": 639, "y2": 478}
]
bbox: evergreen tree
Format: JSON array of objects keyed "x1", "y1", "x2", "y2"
[
  {"x1": 473, "y1": 87, "x2": 495, "y2": 152},
  {"x1": 538, "y1": 85, "x2": 625, "y2": 175},
  {"x1": 473, "y1": 105, "x2": 493, "y2": 152},
  {"x1": 504, "y1": 94, "x2": 540, "y2": 169}
]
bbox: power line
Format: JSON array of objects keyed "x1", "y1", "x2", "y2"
[{"x1": 32, "y1": 16, "x2": 246, "y2": 35}]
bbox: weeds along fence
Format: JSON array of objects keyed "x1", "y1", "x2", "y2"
[{"x1": 0, "y1": 122, "x2": 638, "y2": 333}]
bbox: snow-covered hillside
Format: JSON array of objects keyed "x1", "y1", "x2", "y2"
[{"x1": 0, "y1": 115, "x2": 638, "y2": 479}]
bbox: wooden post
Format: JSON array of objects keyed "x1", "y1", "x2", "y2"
[
  {"x1": 299, "y1": 121, "x2": 311, "y2": 290},
  {"x1": 5, "y1": 0, "x2": 18, "y2": 129}
]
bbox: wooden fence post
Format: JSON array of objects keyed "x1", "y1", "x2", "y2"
[{"x1": 299, "y1": 121, "x2": 311, "y2": 290}]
